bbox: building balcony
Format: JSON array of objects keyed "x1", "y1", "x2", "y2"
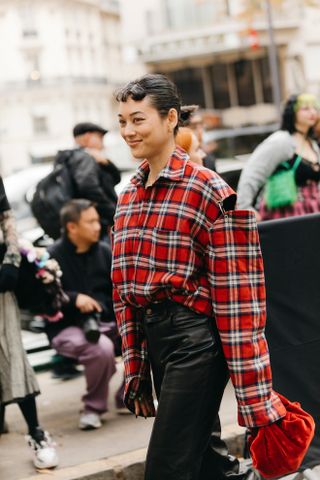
[
  {"x1": 139, "y1": 18, "x2": 300, "y2": 65},
  {"x1": 0, "y1": 76, "x2": 111, "y2": 94}
]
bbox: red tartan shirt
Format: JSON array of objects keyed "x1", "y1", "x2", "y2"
[{"x1": 111, "y1": 147, "x2": 286, "y2": 428}]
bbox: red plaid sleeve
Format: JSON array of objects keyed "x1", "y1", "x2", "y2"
[
  {"x1": 113, "y1": 288, "x2": 152, "y2": 412},
  {"x1": 206, "y1": 209, "x2": 286, "y2": 427}
]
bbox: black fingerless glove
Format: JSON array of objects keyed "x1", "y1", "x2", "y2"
[{"x1": 0, "y1": 264, "x2": 19, "y2": 292}]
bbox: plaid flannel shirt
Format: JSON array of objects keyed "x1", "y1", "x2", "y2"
[{"x1": 111, "y1": 147, "x2": 286, "y2": 428}]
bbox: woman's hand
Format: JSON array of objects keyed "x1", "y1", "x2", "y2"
[{"x1": 134, "y1": 394, "x2": 156, "y2": 418}]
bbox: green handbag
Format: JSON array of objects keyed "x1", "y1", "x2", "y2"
[{"x1": 265, "y1": 155, "x2": 302, "y2": 209}]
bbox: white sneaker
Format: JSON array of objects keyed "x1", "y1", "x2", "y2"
[
  {"x1": 79, "y1": 411, "x2": 102, "y2": 430},
  {"x1": 26, "y1": 430, "x2": 59, "y2": 469}
]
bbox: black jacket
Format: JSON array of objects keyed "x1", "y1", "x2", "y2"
[
  {"x1": 58, "y1": 148, "x2": 121, "y2": 231},
  {"x1": 46, "y1": 236, "x2": 115, "y2": 340}
]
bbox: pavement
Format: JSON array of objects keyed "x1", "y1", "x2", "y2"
[
  {"x1": 1, "y1": 331, "x2": 319, "y2": 480},
  {"x1": 0, "y1": 330, "x2": 245, "y2": 480}
]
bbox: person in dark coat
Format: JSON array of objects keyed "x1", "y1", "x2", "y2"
[
  {"x1": 47, "y1": 199, "x2": 123, "y2": 430},
  {"x1": 57, "y1": 122, "x2": 121, "y2": 239},
  {"x1": 180, "y1": 105, "x2": 217, "y2": 172}
]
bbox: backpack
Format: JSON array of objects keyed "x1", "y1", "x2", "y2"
[{"x1": 31, "y1": 150, "x2": 75, "y2": 239}]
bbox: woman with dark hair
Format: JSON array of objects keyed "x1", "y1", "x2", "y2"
[
  {"x1": 111, "y1": 73, "x2": 288, "y2": 479},
  {"x1": 0, "y1": 176, "x2": 58, "y2": 470},
  {"x1": 237, "y1": 93, "x2": 320, "y2": 220}
]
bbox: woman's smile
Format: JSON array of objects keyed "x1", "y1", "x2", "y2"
[{"x1": 127, "y1": 139, "x2": 142, "y2": 148}]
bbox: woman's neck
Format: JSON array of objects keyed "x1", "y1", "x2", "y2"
[
  {"x1": 294, "y1": 125, "x2": 309, "y2": 137},
  {"x1": 145, "y1": 139, "x2": 176, "y2": 187}
]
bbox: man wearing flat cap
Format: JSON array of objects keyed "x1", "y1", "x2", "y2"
[{"x1": 59, "y1": 122, "x2": 121, "y2": 240}]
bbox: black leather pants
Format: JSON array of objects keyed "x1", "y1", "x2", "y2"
[{"x1": 143, "y1": 300, "x2": 244, "y2": 480}]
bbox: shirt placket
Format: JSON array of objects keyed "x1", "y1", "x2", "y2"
[{"x1": 133, "y1": 184, "x2": 155, "y2": 273}]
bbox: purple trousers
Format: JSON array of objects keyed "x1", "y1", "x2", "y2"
[{"x1": 52, "y1": 326, "x2": 116, "y2": 413}]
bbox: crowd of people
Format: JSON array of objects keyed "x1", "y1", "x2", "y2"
[
  {"x1": 0, "y1": 122, "x2": 123, "y2": 469},
  {"x1": 0, "y1": 75, "x2": 319, "y2": 478}
]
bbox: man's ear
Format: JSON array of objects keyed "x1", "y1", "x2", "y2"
[{"x1": 66, "y1": 221, "x2": 77, "y2": 235}]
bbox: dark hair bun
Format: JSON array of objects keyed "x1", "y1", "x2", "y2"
[{"x1": 179, "y1": 105, "x2": 199, "y2": 126}]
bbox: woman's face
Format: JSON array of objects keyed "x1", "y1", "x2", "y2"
[
  {"x1": 118, "y1": 96, "x2": 176, "y2": 161},
  {"x1": 188, "y1": 133, "x2": 206, "y2": 165},
  {"x1": 295, "y1": 105, "x2": 318, "y2": 130}
]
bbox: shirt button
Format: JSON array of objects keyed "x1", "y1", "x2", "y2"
[{"x1": 146, "y1": 308, "x2": 152, "y2": 315}]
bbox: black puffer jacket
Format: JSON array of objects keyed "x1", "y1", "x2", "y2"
[{"x1": 59, "y1": 148, "x2": 121, "y2": 232}]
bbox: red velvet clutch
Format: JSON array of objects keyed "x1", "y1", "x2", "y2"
[{"x1": 249, "y1": 392, "x2": 315, "y2": 478}]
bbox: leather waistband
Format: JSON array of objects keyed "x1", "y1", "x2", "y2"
[
  {"x1": 143, "y1": 299, "x2": 176, "y2": 315},
  {"x1": 143, "y1": 299, "x2": 193, "y2": 317}
]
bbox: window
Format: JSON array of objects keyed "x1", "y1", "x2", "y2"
[
  {"x1": 235, "y1": 60, "x2": 255, "y2": 106},
  {"x1": 166, "y1": 54, "x2": 278, "y2": 113},
  {"x1": 19, "y1": 2, "x2": 37, "y2": 37},
  {"x1": 165, "y1": 0, "x2": 227, "y2": 30},
  {"x1": 210, "y1": 63, "x2": 230, "y2": 109},
  {"x1": 258, "y1": 57, "x2": 273, "y2": 103},
  {"x1": 168, "y1": 68, "x2": 205, "y2": 106},
  {"x1": 33, "y1": 116, "x2": 48, "y2": 135}
]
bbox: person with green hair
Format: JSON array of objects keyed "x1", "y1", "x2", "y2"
[{"x1": 237, "y1": 93, "x2": 320, "y2": 221}]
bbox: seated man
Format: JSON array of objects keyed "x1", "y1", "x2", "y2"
[{"x1": 46, "y1": 199, "x2": 120, "y2": 430}]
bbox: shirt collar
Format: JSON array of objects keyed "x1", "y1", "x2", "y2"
[{"x1": 131, "y1": 146, "x2": 188, "y2": 187}]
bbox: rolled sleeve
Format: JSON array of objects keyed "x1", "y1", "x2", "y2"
[
  {"x1": 206, "y1": 209, "x2": 286, "y2": 427},
  {"x1": 239, "y1": 390, "x2": 287, "y2": 427}
]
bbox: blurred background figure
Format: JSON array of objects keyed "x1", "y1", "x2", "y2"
[
  {"x1": 313, "y1": 113, "x2": 320, "y2": 148},
  {"x1": 72, "y1": 122, "x2": 121, "y2": 239},
  {"x1": 46, "y1": 199, "x2": 122, "y2": 430},
  {"x1": 237, "y1": 93, "x2": 320, "y2": 221},
  {"x1": 0, "y1": 176, "x2": 58, "y2": 470},
  {"x1": 175, "y1": 127, "x2": 206, "y2": 165},
  {"x1": 31, "y1": 122, "x2": 121, "y2": 243},
  {"x1": 181, "y1": 105, "x2": 217, "y2": 171}
]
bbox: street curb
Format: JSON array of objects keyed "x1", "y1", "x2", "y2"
[
  {"x1": 222, "y1": 423, "x2": 246, "y2": 456},
  {"x1": 20, "y1": 426, "x2": 245, "y2": 480}
]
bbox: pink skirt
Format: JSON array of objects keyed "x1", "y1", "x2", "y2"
[{"x1": 259, "y1": 181, "x2": 320, "y2": 221}]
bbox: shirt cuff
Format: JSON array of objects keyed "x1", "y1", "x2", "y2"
[{"x1": 238, "y1": 390, "x2": 287, "y2": 428}]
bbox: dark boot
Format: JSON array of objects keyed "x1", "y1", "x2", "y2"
[
  {"x1": 200, "y1": 418, "x2": 260, "y2": 479},
  {"x1": 0, "y1": 404, "x2": 8, "y2": 434}
]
